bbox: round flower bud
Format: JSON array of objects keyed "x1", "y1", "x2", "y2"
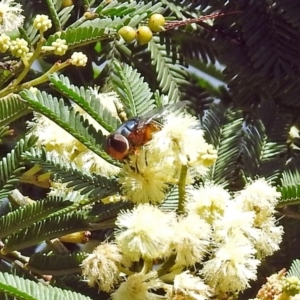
[
  {"x1": 52, "y1": 38, "x2": 68, "y2": 56},
  {"x1": 70, "y1": 52, "x2": 88, "y2": 66},
  {"x1": 0, "y1": 33, "x2": 11, "y2": 53},
  {"x1": 10, "y1": 38, "x2": 29, "y2": 58},
  {"x1": 148, "y1": 14, "x2": 165, "y2": 32},
  {"x1": 136, "y1": 26, "x2": 153, "y2": 45},
  {"x1": 118, "y1": 26, "x2": 136, "y2": 43},
  {"x1": 33, "y1": 14, "x2": 52, "y2": 32},
  {"x1": 282, "y1": 276, "x2": 300, "y2": 296}
]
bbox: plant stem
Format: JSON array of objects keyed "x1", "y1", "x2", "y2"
[
  {"x1": 156, "y1": 255, "x2": 176, "y2": 277},
  {"x1": 19, "y1": 60, "x2": 70, "y2": 88},
  {"x1": 141, "y1": 259, "x2": 153, "y2": 274},
  {"x1": 0, "y1": 60, "x2": 70, "y2": 98},
  {"x1": 177, "y1": 164, "x2": 188, "y2": 214},
  {"x1": 116, "y1": 263, "x2": 134, "y2": 276}
]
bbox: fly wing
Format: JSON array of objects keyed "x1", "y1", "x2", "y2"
[{"x1": 136, "y1": 100, "x2": 190, "y2": 130}]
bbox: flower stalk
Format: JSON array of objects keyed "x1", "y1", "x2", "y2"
[
  {"x1": 177, "y1": 164, "x2": 188, "y2": 213},
  {"x1": 141, "y1": 259, "x2": 153, "y2": 274},
  {"x1": 0, "y1": 59, "x2": 71, "y2": 98}
]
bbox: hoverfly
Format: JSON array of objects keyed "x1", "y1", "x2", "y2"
[{"x1": 106, "y1": 101, "x2": 189, "y2": 160}]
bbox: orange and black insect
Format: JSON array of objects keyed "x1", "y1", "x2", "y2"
[{"x1": 106, "y1": 101, "x2": 188, "y2": 160}]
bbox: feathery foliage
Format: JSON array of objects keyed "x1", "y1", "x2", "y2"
[
  {"x1": 27, "y1": 252, "x2": 87, "y2": 275},
  {"x1": 0, "y1": 196, "x2": 72, "y2": 239},
  {"x1": 0, "y1": 271, "x2": 92, "y2": 300},
  {"x1": 0, "y1": 136, "x2": 37, "y2": 199},
  {"x1": 0, "y1": 94, "x2": 30, "y2": 127}
]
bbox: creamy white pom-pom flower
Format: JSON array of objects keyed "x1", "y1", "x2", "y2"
[
  {"x1": 173, "y1": 214, "x2": 211, "y2": 267},
  {"x1": 28, "y1": 113, "x2": 78, "y2": 153},
  {"x1": 115, "y1": 204, "x2": 176, "y2": 261},
  {"x1": 167, "y1": 271, "x2": 212, "y2": 300},
  {"x1": 251, "y1": 216, "x2": 283, "y2": 258},
  {"x1": 81, "y1": 243, "x2": 129, "y2": 292},
  {"x1": 234, "y1": 179, "x2": 281, "y2": 225},
  {"x1": 119, "y1": 148, "x2": 176, "y2": 203},
  {"x1": 147, "y1": 112, "x2": 216, "y2": 170},
  {"x1": 186, "y1": 184, "x2": 230, "y2": 223},
  {"x1": 201, "y1": 236, "x2": 260, "y2": 293},
  {"x1": 111, "y1": 272, "x2": 163, "y2": 300},
  {"x1": 0, "y1": 0, "x2": 24, "y2": 33},
  {"x1": 212, "y1": 201, "x2": 258, "y2": 243}
]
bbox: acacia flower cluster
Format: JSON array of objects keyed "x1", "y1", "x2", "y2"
[
  {"x1": 81, "y1": 180, "x2": 283, "y2": 298},
  {"x1": 119, "y1": 111, "x2": 218, "y2": 204},
  {"x1": 0, "y1": 12, "x2": 87, "y2": 72},
  {"x1": 81, "y1": 108, "x2": 284, "y2": 299},
  {"x1": 82, "y1": 181, "x2": 283, "y2": 298},
  {"x1": 0, "y1": 32, "x2": 30, "y2": 65}
]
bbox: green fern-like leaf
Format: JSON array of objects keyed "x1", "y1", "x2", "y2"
[
  {"x1": 0, "y1": 196, "x2": 72, "y2": 239},
  {"x1": 0, "y1": 271, "x2": 92, "y2": 300},
  {"x1": 67, "y1": 1, "x2": 162, "y2": 36},
  {"x1": 278, "y1": 164, "x2": 300, "y2": 205},
  {"x1": 149, "y1": 36, "x2": 189, "y2": 103},
  {"x1": 240, "y1": 2, "x2": 298, "y2": 80},
  {"x1": 0, "y1": 94, "x2": 30, "y2": 127},
  {"x1": 45, "y1": 25, "x2": 108, "y2": 49},
  {"x1": 0, "y1": 135, "x2": 37, "y2": 199},
  {"x1": 57, "y1": 4, "x2": 74, "y2": 27},
  {"x1": 203, "y1": 103, "x2": 244, "y2": 186},
  {"x1": 2, "y1": 212, "x2": 89, "y2": 254},
  {"x1": 49, "y1": 73, "x2": 121, "y2": 132},
  {"x1": 95, "y1": 1, "x2": 163, "y2": 22},
  {"x1": 255, "y1": 100, "x2": 290, "y2": 181},
  {"x1": 0, "y1": 126, "x2": 13, "y2": 143},
  {"x1": 159, "y1": 186, "x2": 179, "y2": 212},
  {"x1": 110, "y1": 60, "x2": 155, "y2": 117},
  {"x1": 47, "y1": 1, "x2": 161, "y2": 49},
  {"x1": 27, "y1": 252, "x2": 87, "y2": 275},
  {"x1": 241, "y1": 113, "x2": 287, "y2": 182},
  {"x1": 287, "y1": 259, "x2": 300, "y2": 278},
  {"x1": 25, "y1": 148, "x2": 119, "y2": 199},
  {"x1": 157, "y1": 0, "x2": 185, "y2": 18},
  {"x1": 55, "y1": 275, "x2": 104, "y2": 299},
  {"x1": 19, "y1": 89, "x2": 118, "y2": 165},
  {"x1": 179, "y1": 30, "x2": 218, "y2": 65},
  {"x1": 89, "y1": 200, "x2": 133, "y2": 222},
  {"x1": 46, "y1": 0, "x2": 63, "y2": 31}
]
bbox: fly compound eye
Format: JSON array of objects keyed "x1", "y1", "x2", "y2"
[{"x1": 106, "y1": 133, "x2": 130, "y2": 160}]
